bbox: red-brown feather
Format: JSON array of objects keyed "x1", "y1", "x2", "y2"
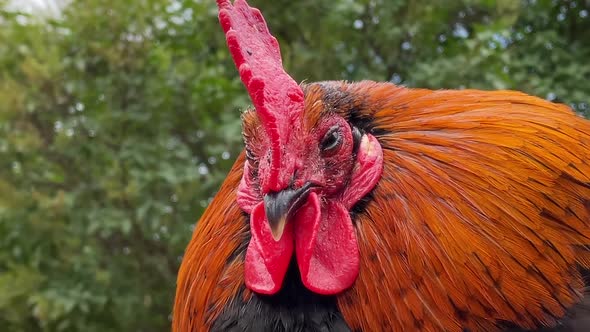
[
  {"x1": 172, "y1": 153, "x2": 250, "y2": 332},
  {"x1": 332, "y1": 81, "x2": 590, "y2": 331},
  {"x1": 174, "y1": 81, "x2": 590, "y2": 331}
]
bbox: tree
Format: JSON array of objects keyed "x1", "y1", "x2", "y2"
[
  {"x1": 0, "y1": 0, "x2": 244, "y2": 330},
  {"x1": 0, "y1": 0, "x2": 588, "y2": 331}
]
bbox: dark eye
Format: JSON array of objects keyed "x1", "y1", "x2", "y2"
[{"x1": 320, "y1": 125, "x2": 342, "y2": 153}]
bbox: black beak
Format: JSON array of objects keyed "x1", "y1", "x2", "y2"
[{"x1": 264, "y1": 182, "x2": 314, "y2": 241}]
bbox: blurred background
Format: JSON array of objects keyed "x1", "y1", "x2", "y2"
[{"x1": 0, "y1": 0, "x2": 588, "y2": 331}]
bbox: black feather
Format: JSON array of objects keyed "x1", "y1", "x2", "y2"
[{"x1": 211, "y1": 259, "x2": 351, "y2": 332}]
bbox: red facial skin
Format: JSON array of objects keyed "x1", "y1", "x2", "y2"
[{"x1": 237, "y1": 114, "x2": 384, "y2": 295}]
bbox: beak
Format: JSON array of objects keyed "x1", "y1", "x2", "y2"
[{"x1": 264, "y1": 182, "x2": 314, "y2": 241}]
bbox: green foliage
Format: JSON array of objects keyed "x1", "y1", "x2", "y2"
[
  {"x1": 0, "y1": 0, "x2": 244, "y2": 330},
  {"x1": 254, "y1": 0, "x2": 590, "y2": 115},
  {"x1": 0, "y1": 0, "x2": 588, "y2": 331}
]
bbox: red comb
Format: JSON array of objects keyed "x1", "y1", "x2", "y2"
[{"x1": 217, "y1": 0, "x2": 304, "y2": 191}]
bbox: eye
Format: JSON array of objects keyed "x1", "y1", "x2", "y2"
[
  {"x1": 245, "y1": 147, "x2": 256, "y2": 162},
  {"x1": 320, "y1": 125, "x2": 342, "y2": 153}
]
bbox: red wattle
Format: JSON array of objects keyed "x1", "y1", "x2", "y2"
[
  {"x1": 294, "y1": 193, "x2": 360, "y2": 295},
  {"x1": 244, "y1": 202, "x2": 294, "y2": 294}
]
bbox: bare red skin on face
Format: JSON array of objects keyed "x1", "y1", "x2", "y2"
[{"x1": 218, "y1": 0, "x2": 384, "y2": 295}]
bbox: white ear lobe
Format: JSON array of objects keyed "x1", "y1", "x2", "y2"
[{"x1": 360, "y1": 133, "x2": 380, "y2": 157}]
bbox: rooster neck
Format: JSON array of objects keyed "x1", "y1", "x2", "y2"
[{"x1": 211, "y1": 259, "x2": 351, "y2": 332}]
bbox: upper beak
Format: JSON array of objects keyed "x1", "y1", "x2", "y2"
[{"x1": 264, "y1": 182, "x2": 314, "y2": 241}]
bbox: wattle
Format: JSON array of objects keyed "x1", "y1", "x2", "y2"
[
  {"x1": 294, "y1": 192, "x2": 360, "y2": 295},
  {"x1": 244, "y1": 202, "x2": 293, "y2": 294},
  {"x1": 244, "y1": 193, "x2": 360, "y2": 295}
]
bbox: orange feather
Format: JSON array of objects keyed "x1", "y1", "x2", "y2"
[
  {"x1": 173, "y1": 154, "x2": 250, "y2": 332},
  {"x1": 174, "y1": 81, "x2": 590, "y2": 331},
  {"x1": 332, "y1": 81, "x2": 590, "y2": 331}
]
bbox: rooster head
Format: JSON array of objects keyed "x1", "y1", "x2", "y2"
[{"x1": 216, "y1": 0, "x2": 383, "y2": 295}]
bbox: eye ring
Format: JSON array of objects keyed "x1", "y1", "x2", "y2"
[{"x1": 320, "y1": 125, "x2": 342, "y2": 153}]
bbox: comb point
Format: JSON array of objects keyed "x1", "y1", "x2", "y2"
[{"x1": 216, "y1": 0, "x2": 231, "y2": 9}]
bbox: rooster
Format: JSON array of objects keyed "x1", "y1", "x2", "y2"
[{"x1": 173, "y1": 1, "x2": 590, "y2": 331}]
